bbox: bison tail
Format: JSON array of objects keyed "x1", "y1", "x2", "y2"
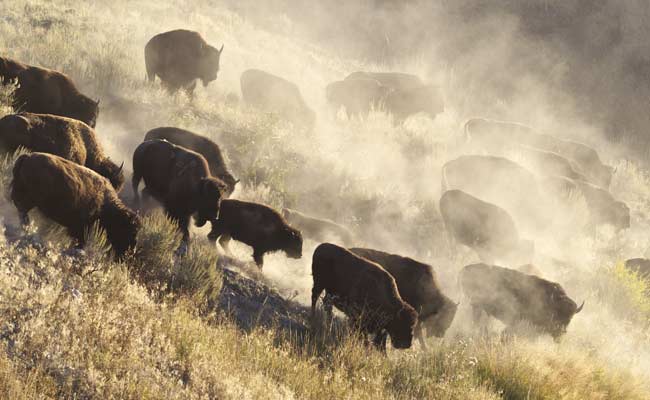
[{"x1": 144, "y1": 43, "x2": 157, "y2": 83}]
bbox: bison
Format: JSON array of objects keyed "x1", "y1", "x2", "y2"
[
  {"x1": 345, "y1": 71, "x2": 423, "y2": 91},
  {"x1": 14, "y1": 66, "x2": 98, "y2": 127},
  {"x1": 0, "y1": 56, "x2": 27, "y2": 83},
  {"x1": 440, "y1": 190, "x2": 534, "y2": 265},
  {"x1": 132, "y1": 139, "x2": 225, "y2": 241},
  {"x1": 0, "y1": 113, "x2": 124, "y2": 190},
  {"x1": 145, "y1": 29, "x2": 223, "y2": 94},
  {"x1": 208, "y1": 199, "x2": 302, "y2": 268},
  {"x1": 518, "y1": 145, "x2": 588, "y2": 182},
  {"x1": 325, "y1": 78, "x2": 390, "y2": 119},
  {"x1": 11, "y1": 153, "x2": 139, "y2": 257},
  {"x1": 460, "y1": 263, "x2": 584, "y2": 340},
  {"x1": 144, "y1": 127, "x2": 238, "y2": 196},
  {"x1": 311, "y1": 243, "x2": 418, "y2": 351},
  {"x1": 282, "y1": 207, "x2": 354, "y2": 246},
  {"x1": 350, "y1": 247, "x2": 457, "y2": 347},
  {"x1": 240, "y1": 69, "x2": 315, "y2": 131}
]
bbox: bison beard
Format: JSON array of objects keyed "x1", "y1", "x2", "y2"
[
  {"x1": 11, "y1": 153, "x2": 139, "y2": 257},
  {"x1": 311, "y1": 243, "x2": 418, "y2": 351}
]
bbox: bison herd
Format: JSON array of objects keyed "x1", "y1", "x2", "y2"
[{"x1": 9, "y1": 27, "x2": 642, "y2": 352}]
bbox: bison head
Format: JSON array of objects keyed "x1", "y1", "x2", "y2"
[
  {"x1": 194, "y1": 177, "x2": 224, "y2": 227},
  {"x1": 425, "y1": 300, "x2": 458, "y2": 338},
  {"x1": 218, "y1": 173, "x2": 239, "y2": 197},
  {"x1": 74, "y1": 97, "x2": 99, "y2": 128},
  {"x1": 548, "y1": 299, "x2": 584, "y2": 341},
  {"x1": 0, "y1": 114, "x2": 30, "y2": 150},
  {"x1": 96, "y1": 159, "x2": 124, "y2": 191},
  {"x1": 386, "y1": 304, "x2": 418, "y2": 349},
  {"x1": 284, "y1": 226, "x2": 303, "y2": 259},
  {"x1": 199, "y1": 43, "x2": 223, "y2": 87}
]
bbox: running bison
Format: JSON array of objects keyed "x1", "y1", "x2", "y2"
[
  {"x1": 132, "y1": 139, "x2": 225, "y2": 241},
  {"x1": 208, "y1": 199, "x2": 303, "y2": 268},
  {"x1": 0, "y1": 56, "x2": 27, "y2": 83},
  {"x1": 0, "y1": 113, "x2": 124, "y2": 189},
  {"x1": 311, "y1": 243, "x2": 418, "y2": 351},
  {"x1": 145, "y1": 29, "x2": 224, "y2": 93},
  {"x1": 326, "y1": 78, "x2": 390, "y2": 118},
  {"x1": 11, "y1": 153, "x2": 139, "y2": 257},
  {"x1": 144, "y1": 127, "x2": 238, "y2": 195},
  {"x1": 282, "y1": 207, "x2": 354, "y2": 246},
  {"x1": 460, "y1": 263, "x2": 584, "y2": 340},
  {"x1": 440, "y1": 190, "x2": 534, "y2": 265},
  {"x1": 14, "y1": 66, "x2": 99, "y2": 127},
  {"x1": 350, "y1": 247, "x2": 457, "y2": 347},
  {"x1": 240, "y1": 69, "x2": 315, "y2": 131}
]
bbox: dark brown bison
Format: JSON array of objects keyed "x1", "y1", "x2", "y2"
[
  {"x1": 442, "y1": 155, "x2": 550, "y2": 232},
  {"x1": 311, "y1": 243, "x2": 418, "y2": 351},
  {"x1": 240, "y1": 69, "x2": 315, "y2": 131},
  {"x1": 440, "y1": 190, "x2": 534, "y2": 265},
  {"x1": 325, "y1": 79, "x2": 390, "y2": 118},
  {"x1": 0, "y1": 113, "x2": 124, "y2": 190},
  {"x1": 460, "y1": 263, "x2": 584, "y2": 340},
  {"x1": 208, "y1": 199, "x2": 302, "y2": 268},
  {"x1": 282, "y1": 207, "x2": 354, "y2": 246},
  {"x1": 144, "y1": 127, "x2": 238, "y2": 195},
  {"x1": 518, "y1": 145, "x2": 588, "y2": 182},
  {"x1": 384, "y1": 84, "x2": 444, "y2": 122},
  {"x1": 345, "y1": 71, "x2": 423, "y2": 91},
  {"x1": 131, "y1": 139, "x2": 225, "y2": 241},
  {"x1": 0, "y1": 56, "x2": 27, "y2": 83},
  {"x1": 624, "y1": 258, "x2": 650, "y2": 278},
  {"x1": 14, "y1": 66, "x2": 99, "y2": 127},
  {"x1": 145, "y1": 29, "x2": 223, "y2": 93},
  {"x1": 11, "y1": 153, "x2": 139, "y2": 257},
  {"x1": 349, "y1": 247, "x2": 457, "y2": 346}
]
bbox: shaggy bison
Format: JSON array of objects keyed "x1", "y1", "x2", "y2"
[
  {"x1": 208, "y1": 199, "x2": 303, "y2": 268},
  {"x1": 311, "y1": 243, "x2": 418, "y2": 351},
  {"x1": 282, "y1": 207, "x2": 354, "y2": 246},
  {"x1": 350, "y1": 247, "x2": 457, "y2": 346},
  {"x1": 0, "y1": 113, "x2": 124, "y2": 190},
  {"x1": 14, "y1": 66, "x2": 99, "y2": 127},
  {"x1": 345, "y1": 71, "x2": 423, "y2": 91},
  {"x1": 240, "y1": 69, "x2": 315, "y2": 131},
  {"x1": 144, "y1": 127, "x2": 238, "y2": 196},
  {"x1": 145, "y1": 29, "x2": 224, "y2": 93},
  {"x1": 0, "y1": 56, "x2": 27, "y2": 83},
  {"x1": 440, "y1": 190, "x2": 534, "y2": 265},
  {"x1": 325, "y1": 79, "x2": 390, "y2": 118},
  {"x1": 460, "y1": 263, "x2": 584, "y2": 340},
  {"x1": 11, "y1": 153, "x2": 139, "y2": 257},
  {"x1": 132, "y1": 139, "x2": 225, "y2": 241}
]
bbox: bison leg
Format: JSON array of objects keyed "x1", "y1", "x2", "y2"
[
  {"x1": 372, "y1": 331, "x2": 388, "y2": 353},
  {"x1": 131, "y1": 171, "x2": 142, "y2": 208},
  {"x1": 253, "y1": 249, "x2": 265, "y2": 269},
  {"x1": 168, "y1": 213, "x2": 191, "y2": 243},
  {"x1": 416, "y1": 325, "x2": 428, "y2": 349},
  {"x1": 310, "y1": 285, "x2": 325, "y2": 320},
  {"x1": 218, "y1": 234, "x2": 232, "y2": 255},
  {"x1": 10, "y1": 187, "x2": 33, "y2": 226}
]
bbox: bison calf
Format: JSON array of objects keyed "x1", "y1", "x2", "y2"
[
  {"x1": 0, "y1": 113, "x2": 124, "y2": 190},
  {"x1": 208, "y1": 199, "x2": 302, "y2": 268},
  {"x1": 132, "y1": 139, "x2": 225, "y2": 241},
  {"x1": 311, "y1": 243, "x2": 418, "y2": 351},
  {"x1": 11, "y1": 153, "x2": 139, "y2": 257}
]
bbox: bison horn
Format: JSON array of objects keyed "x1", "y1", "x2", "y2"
[
  {"x1": 219, "y1": 44, "x2": 224, "y2": 54},
  {"x1": 118, "y1": 162, "x2": 124, "y2": 173},
  {"x1": 575, "y1": 301, "x2": 585, "y2": 314},
  {"x1": 235, "y1": 179, "x2": 240, "y2": 184}
]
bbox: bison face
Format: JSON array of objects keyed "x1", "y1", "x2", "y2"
[
  {"x1": 199, "y1": 44, "x2": 223, "y2": 87},
  {"x1": 425, "y1": 301, "x2": 458, "y2": 338},
  {"x1": 386, "y1": 305, "x2": 418, "y2": 349},
  {"x1": 285, "y1": 228, "x2": 303, "y2": 259},
  {"x1": 195, "y1": 178, "x2": 223, "y2": 227}
]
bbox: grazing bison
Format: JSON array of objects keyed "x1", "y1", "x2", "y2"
[
  {"x1": 624, "y1": 258, "x2": 650, "y2": 278},
  {"x1": 145, "y1": 29, "x2": 223, "y2": 93},
  {"x1": 282, "y1": 208, "x2": 354, "y2": 245},
  {"x1": 311, "y1": 243, "x2": 418, "y2": 351},
  {"x1": 0, "y1": 113, "x2": 124, "y2": 190},
  {"x1": 0, "y1": 56, "x2": 27, "y2": 83},
  {"x1": 240, "y1": 69, "x2": 315, "y2": 131},
  {"x1": 208, "y1": 199, "x2": 303, "y2": 268},
  {"x1": 442, "y1": 155, "x2": 549, "y2": 232},
  {"x1": 460, "y1": 263, "x2": 584, "y2": 340},
  {"x1": 345, "y1": 71, "x2": 423, "y2": 91},
  {"x1": 518, "y1": 146, "x2": 588, "y2": 182},
  {"x1": 132, "y1": 139, "x2": 225, "y2": 241},
  {"x1": 144, "y1": 127, "x2": 238, "y2": 196},
  {"x1": 326, "y1": 79, "x2": 390, "y2": 118},
  {"x1": 440, "y1": 190, "x2": 534, "y2": 265},
  {"x1": 11, "y1": 153, "x2": 139, "y2": 257},
  {"x1": 15, "y1": 66, "x2": 99, "y2": 127},
  {"x1": 350, "y1": 247, "x2": 457, "y2": 346},
  {"x1": 384, "y1": 84, "x2": 443, "y2": 122}
]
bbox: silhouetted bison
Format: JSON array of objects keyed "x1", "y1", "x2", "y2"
[
  {"x1": 326, "y1": 79, "x2": 390, "y2": 118},
  {"x1": 345, "y1": 71, "x2": 423, "y2": 91},
  {"x1": 0, "y1": 113, "x2": 124, "y2": 190},
  {"x1": 440, "y1": 190, "x2": 534, "y2": 265},
  {"x1": 0, "y1": 56, "x2": 27, "y2": 83},
  {"x1": 144, "y1": 127, "x2": 238, "y2": 195},
  {"x1": 208, "y1": 199, "x2": 303, "y2": 268},
  {"x1": 460, "y1": 263, "x2": 584, "y2": 340},
  {"x1": 311, "y1": 243, "x2": 418, "y2": 351},
  {"x1": 11, "y1": 153, "x2": 139, "y2": 257},
  {"x1": 145, "y1": 29, "x2": 223, "y2": 93},
  {"x1": 240, "y1": 69, "x2": 315, "y2": 130},
  {"x1": 132, "y1": 140, "x2": 225, "y2": 241},
  {"x1": 15, "y1": 66, "x2": 99, "y2": 127},
  {"x1": 282, "y1": 208, "x2": 354, "y2": 245},
  {"x1": 350, "y1": 247, "x2": 457, "y2": 347}
]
